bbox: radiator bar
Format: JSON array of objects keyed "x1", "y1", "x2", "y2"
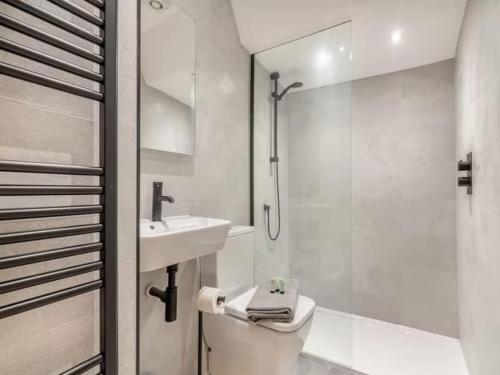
[
  {"x1": 0, "y1": 205, "x2": 103, "y2": 220},
  {"x1": 0, "y1": 261, "x2": 103, "y2": 293},
  {"x1": 59, "y1": 354, "x2": 104, "y2": 375},
  {"x1": 48, "y1": 0, "x2": 104, "y2": 27},
  {"x1": 3, "y1": 0, "x2": 103, "y2": 45},
  {"x1": 0, "y1": 12, "x2": 103, "y2": 64},
  {"x1": 0, "y1": 279, "x2": 103, "y2": 319},
  {"x1": 102, "y1": 0, "x2": 118, "y2": 371},
  {"x1": 0, "y1": 223, "x2": 103, "y2": 245},
  {"x1": 0, "y1": 160, "x2": 103, "y2": 175},
  {"x1": 0, "y1": 242, "x2": 103, "y2": 269},
  {"x1": 0, "y1": 62, "x2": 103, "y2": 100},
  {"x1": 84, "y1": 0, "x2": 105, "y2": 9},
  {"x1": 0, "y1": 185, "x2": 102, "y2": 196},
  {"x1": 0, "y1": 37, "x2": 103, "y2": 81}
]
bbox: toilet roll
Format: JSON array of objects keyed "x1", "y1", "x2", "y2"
[{"x1": 197, "y1": 287, "x2": 225, "y2": 314}]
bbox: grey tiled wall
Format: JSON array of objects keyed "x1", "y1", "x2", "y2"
[
  {"x1": 117, "y1": 0, "x2": 138, "y2": 373},
  {"x1": 351, "y1": 60, "x2": 457, "y2": 337},
  {"x1": 455, "y1": 0, "x2": 500, "y2": 374},
  {"x1": 284, "y1": 60, "x2": 457, "y2": 337}
]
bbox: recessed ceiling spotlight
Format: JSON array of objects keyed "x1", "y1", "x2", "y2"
[
  {"x1": 391, "y1": 30, "x2": 403, "y2": 45},
  {"x1": 339, "y1": 45, "x2": 345, "y2": 52},
  {"x1": 149, "y1": 0, "x2": 164, "y2": 10}
]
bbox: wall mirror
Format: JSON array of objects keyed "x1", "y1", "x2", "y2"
[{"x1": 140, "y1": 0, "x2": 196, "y2": 155}]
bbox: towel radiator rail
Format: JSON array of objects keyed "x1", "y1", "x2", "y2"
[
  {"x1": 0, "y1": 204, "x2": 103, "y2": 219},
  {"x1": 2, "y1": 0, "x2": 104, "y2": 44},
  {"x1": 0, "y1": 12, "x2": 103, "y2": 63},
  {"x1": 0, "y1": 0, "x2": 117, "y2": 373}
]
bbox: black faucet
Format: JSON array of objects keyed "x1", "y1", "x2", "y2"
[{"x1": 152, "y1": 182, "x2": 174, "y2": 221}]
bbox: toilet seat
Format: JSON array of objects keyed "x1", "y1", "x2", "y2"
[{"x1": 224, "y1": 287, "x2": 316, "y2": 333}]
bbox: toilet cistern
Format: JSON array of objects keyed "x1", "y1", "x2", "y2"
[{"x1": 152, "y1": 181, "x2": 174, "y2": 221}]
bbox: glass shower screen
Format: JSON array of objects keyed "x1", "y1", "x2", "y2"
[{"x1": 251, "y1": 21, "x2": 354, "y2": 371}]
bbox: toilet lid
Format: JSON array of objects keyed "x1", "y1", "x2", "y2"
[{"x1": 224, "y1": 287, "x2": 316, "y2": 333}]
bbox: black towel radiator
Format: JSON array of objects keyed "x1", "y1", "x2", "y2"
[{"x1": 0, "y1": 0, "x2": 117, "y2": 374}]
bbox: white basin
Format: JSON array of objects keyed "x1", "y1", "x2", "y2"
[{"x1": 140, "y1": 215, "x2": 231, "y2": 272}]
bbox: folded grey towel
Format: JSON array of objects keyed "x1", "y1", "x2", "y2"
[{"x1": 246, "y1": 279, "x2": 299, "y2": 323}]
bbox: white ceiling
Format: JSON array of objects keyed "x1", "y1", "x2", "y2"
[
  {"x1": 232, "y1": 0, "x2": 467, "y2": 84},
  {"x1": 141, "y1": 0, "x2": 195, "y2": 107}
]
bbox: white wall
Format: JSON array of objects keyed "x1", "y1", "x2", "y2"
[
  {"x1": 139, "y1": 1, "x2": 250, "y2": 374},
  {"x1": 456, "y1": 0, "x2": 500, "y2": 373}
]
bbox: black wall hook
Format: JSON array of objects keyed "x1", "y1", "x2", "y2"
[{"x1": 457, "y1": 152, "x2": 472, "y2": 195}]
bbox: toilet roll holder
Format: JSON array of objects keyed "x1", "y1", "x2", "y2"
[{"x1": 216, "y1": 296, "x2": 226, "y2": 305}]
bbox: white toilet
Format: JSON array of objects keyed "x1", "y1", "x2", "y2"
[{"x1": 201, "y1": 225, "x2": 316, "y2": 375}]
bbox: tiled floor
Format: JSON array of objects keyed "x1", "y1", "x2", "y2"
[
  {"x1": 299, "y1": 354, "x2": 367, "y2": 375},
  {"x1": 302, "y1": 307, "x2": 469, "y2": 375}
]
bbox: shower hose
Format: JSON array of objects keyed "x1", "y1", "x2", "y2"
[{"x1": 265, "y1": 161, "x2": 281, "y2": 241}]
